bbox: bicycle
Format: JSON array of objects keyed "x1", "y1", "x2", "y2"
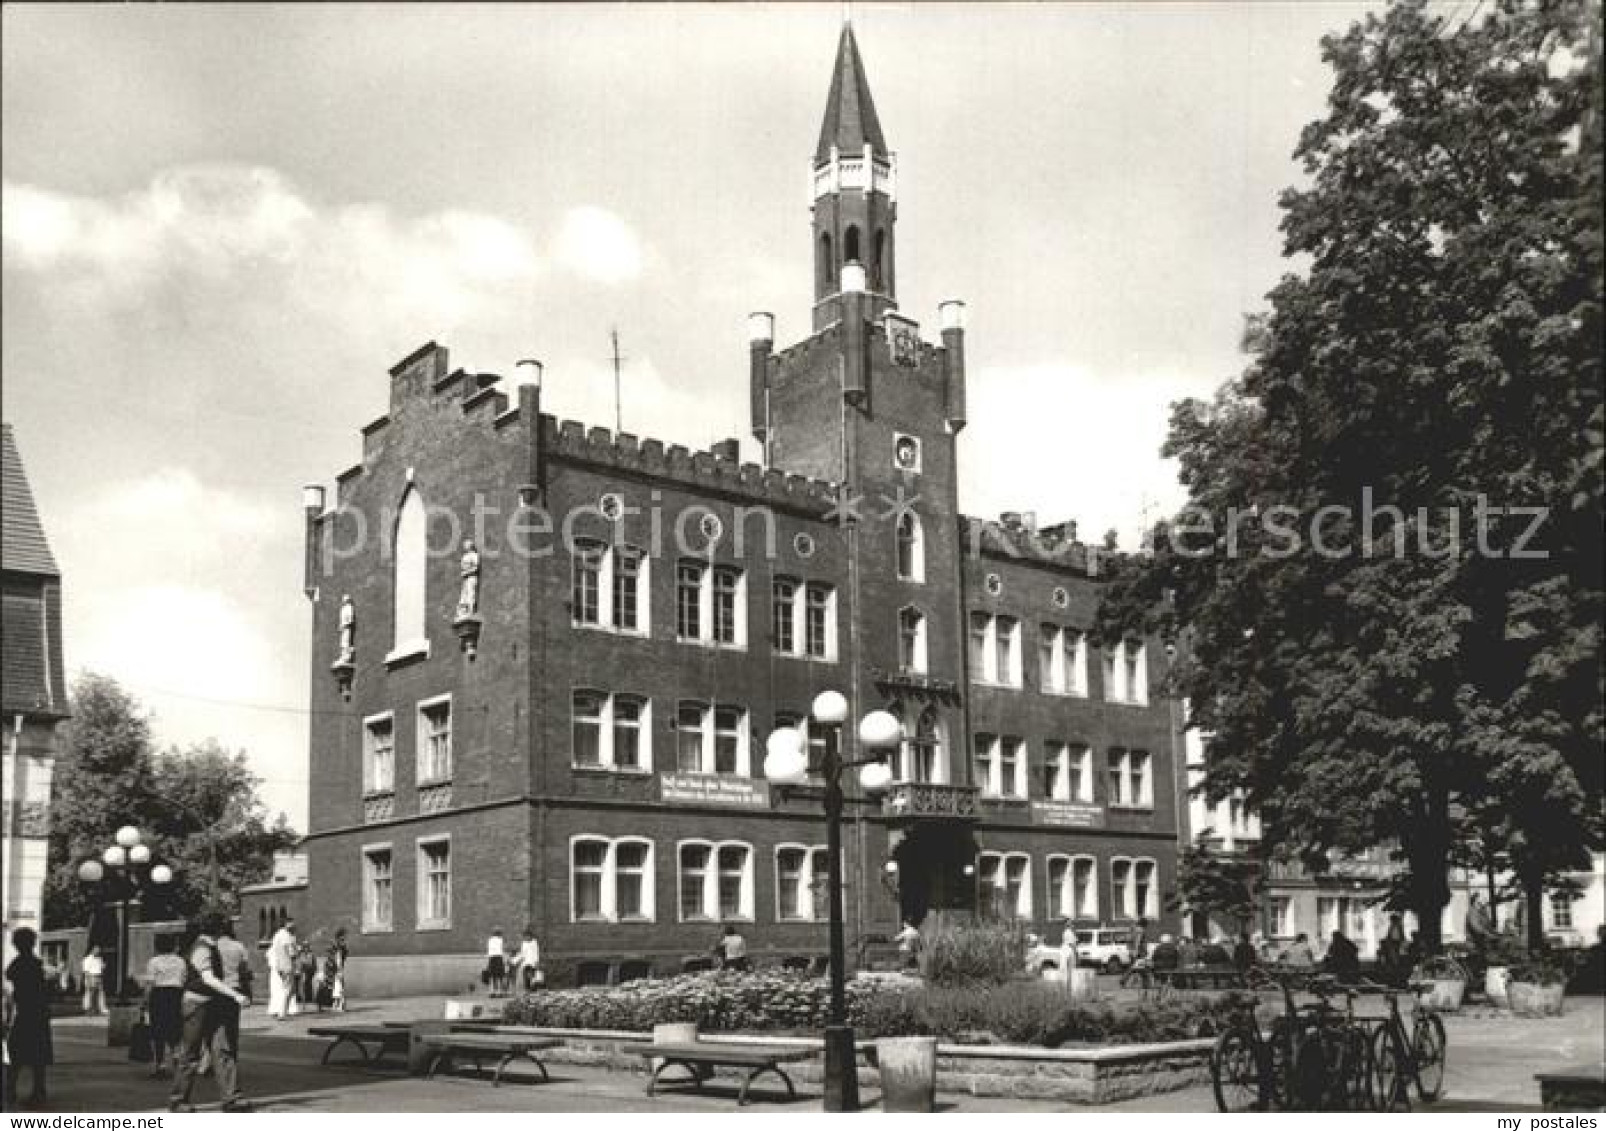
[
  {"x1": 1209, "y1": 968, "x2": 1332, "y2": 1111},
  {"x1": 1304, "y1": 976, "x2": 1372, "y2": 1111},
  {"x1": 1358, "y1": 978, "x2": 1447, "y2": 1111}
]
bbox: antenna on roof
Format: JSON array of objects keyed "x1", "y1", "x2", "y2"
[{"x1": 608, "y1": 327, "x2": 626, "y2": 434}]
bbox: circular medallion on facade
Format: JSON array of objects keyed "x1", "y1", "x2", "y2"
[
  {"x1": 1052, "y1": 586, "x2": 1069, "y2": 609},
  {"x1": 598, "y1": 492, "x2": 624, "y2": 520},
  {"x1": 793, "y1": 532, "x2": 816, "y2": 558},
  {"x1": 984, "y1": 573, "x2": 1003, "y2": 596},
  {"x1": 699, "y1": 513, "x2": 724, "y2": 542}
]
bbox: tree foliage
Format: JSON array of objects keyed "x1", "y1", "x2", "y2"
[
  {"x1": 1097, "y1": 0, "x2": 1603, "y2": 949},
  {"x1": 44, "y1": 674, "x2": 298, "y2": 929},
  {"x1": 1168, "y1": 842, "x2": 1258, "y2": 934}
]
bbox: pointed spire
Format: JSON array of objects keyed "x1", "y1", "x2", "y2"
[{"x1": 815, "y1": 23, "x2": 887, "y2": 164}]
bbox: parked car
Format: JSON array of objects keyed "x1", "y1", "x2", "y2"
[{"x1": 1074, "y1": 929, "x2": 1134, "y2": 973}]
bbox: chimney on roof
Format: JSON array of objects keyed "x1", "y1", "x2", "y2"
[{"x1": 710, "y1": 438, "x2": 741, "y2": 462}]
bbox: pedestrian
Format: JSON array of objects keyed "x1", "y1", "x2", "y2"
[
  {"x1": 1280, "y1": 932, "x2": 1317, "y2": 968},
  {"x1": 484, "y1": 928, "x2": 509, "y2": 997},
  {"x1": 513, "y1": 928, "x2": 541, "y2": 993},
  {"x1": 714, "y1": 924, "x2": 749, "y2": 972},
  {"x1": 1377, "y1": 915, "x2": 1408, "y2": 987},
  {"x1": 80, "y1": 946, "x2": 107, "y2": 1016},
  {"x1": 1119, "y1": 918, "x2": 1151, "y2": 988},
  {"x1": 267, "y1": 919, "x2": 297, "y2": 1020},
  {"x1": 1232, "y1": 930, "x2": 1255, "y2": 973},
  {"x1": 1322, "y1": 929, "x2": 1361, "y2": 980},
  {"x1": 327, "y1": 930, "x2": 348, "y2": 1012},
  {"x1": 217, "y1": 922, "x2": 251, "y2": 1006},
  {"x1": 894, "y1": 919, "x2": 921, "y2": 969},
  {"x1": 169, "y1": 913, "x2": 251, "y2": 1113},
  {"x1": 4, "y1": 927, "x2": 53, "y2": 1109},
  {"x1": 143, "y1": 935, "x2": 188, "y2": 1078},
  {"x1": 297, "y1": 943, "x2": 318, "y2": 1011}
]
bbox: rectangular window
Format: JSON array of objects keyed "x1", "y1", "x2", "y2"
[
  {"x1": 712, "y1": 567, "x2": 742, "y2": 645},
  {"x1": 1131, "y1": 751, "x2": 1152, "y2": 807},
  {"x1": 613, "y1": 696, "x2": 644, "y2": 770},
  {"x1": 713, "y1": 706, "x2": 743, "y2": 775},
  {"x1": 974, "y1": 733, "x2": 998, "y2": 796},
  {"x1": 805, "y1": 584, "x2": 833, "y2": 659},
  {"x1": 1134, "y1": 859, "x2": 1156, "y2": 919},
  {"x1": 1044, "y1": 742, "x2": 1069, "y2": 800},
  {"x1": 1048, "y1": 857, "x2": 1070, "y2": 919},
  {"x1": 573, "y1": 691, "x2": 604, "y2": 767},
  {"x1": 418, "y1": 839, "x2": 451, "y2": 929},
  {"x1": 1004, "y1": 855, "x2": 1030, "y2": 917},
  {"x1": 1039, "y1": 626, "x2": 1062, "y2": 693},
  {"x1": 1107, "y1": 749, "x2": 1128, "y2": 806},
  {"x1": 418, "y1": 697, "x2": 452, "y2": 783},
  {"x1": 1000, "y1": 736, "x2": 1024, "y2": 798},
  {"x1": 777, "y1": 847, "x2": 808, "y2": 921},
  {"x1": 1065, "y1": 630, "x2": 1087, "y2": 695},
  {"x1": 994, "y1": 617, "x2": 1017, "y2": 685},
  {"x1": 677, "y1": 702, "x2": 707, "y2": 773},
  {"x1": 1103, "y1": 649, "x2": 1120, "y2": 701},
  {"x1": 573, "y1": 840, "x2": 608, "y2": 921},
  {"x1": 363, "y1": 847, "x2": 393, "y2": 932},
  {"x1": 718, "y1": 844, "x2": 750, "y2": 919},
  {"x1": 573, "y1": 541, "x2": 604, "y2": 626},
  {"x1": 615, "y1": 841, "x2": 649, "y2": 920},
  {"x1": 1550, "y1": 895, "x2": 1574, "y2": 930},
  {"x1": 1072, "y1": 857, "x2": 1096, "y2": 919},
  {"x1": 977, "y1": 853, "x2": 1003, "y2": 916},
  {"x1": 898, "y1": 608, "x2": 927, "y2": 673},
  {"x1": 1112, "y1": 859, "x2": 1133, "y2": 919},
  {"x1": 1071, "y1": 744, "x2": 1093, "y2": 802},
  {"x1": 772, "y1": 578, "x2": 797, "y2": 654},
  {"x1": 680, "y1": 843, "x2": 713, "y2": 921},
  {"x1": 677, "y1": 563, "x2": 704, "y2": 640},
  {"x1": 364, "y1": 715, "x2": 395, "y2": 794},
  {"x1": 613, "y1": 547, "x2": 643, "y2": 632},
  {"x1": 969, "y1": 613, "x2": 989, "y2": 677}
]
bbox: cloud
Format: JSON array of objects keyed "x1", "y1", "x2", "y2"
[
  {"x1": 552, "y1": 205, "x2": 643, "y2": 284},
  {"x1": 960, "y1": 361, "x2": 1201, "y2": 548}
]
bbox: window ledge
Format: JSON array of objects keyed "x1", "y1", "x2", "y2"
[
  {"x1": 360, "y1": 925, "x2": 393, "y2": 935},
  {"x1": 384, "y1": 638, "x2": 431, "y2": 666},
  {"x1": 572, "y1": 622, "x2": 651, "y2": 640},
  {"x1": 1040, "y1": 689, "x2": 1090, "y2": 699},
  {"x1": 363, "y1": 789, "x2": 396, "y2": 801},
  {"x1": 418, "y1": 777, "x2": 453, "y2": 789},
  {"x1": 1109, "y1": 804, "x2": 1156, "y2": 813},
  {"x1": 571, "y1": 764, "x2": 653, "y2": 776},
  {"x1": 775, "y1": 651, "x2": 838, "y2": 664},
  {"x1": 676, "y1": 637, "x2": 747, "y2": 653},
  {"x1": 416, "y1": 920, "x2": 452, "y2": 933}
]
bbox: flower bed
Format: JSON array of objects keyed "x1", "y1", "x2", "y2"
[{"x1": 501, "y1": 969, "x2": 1238, "y2": 1048}]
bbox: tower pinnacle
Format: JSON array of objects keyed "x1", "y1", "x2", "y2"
[{"x1": 815, "y1": 23, "x2": 888, "y2": 164}]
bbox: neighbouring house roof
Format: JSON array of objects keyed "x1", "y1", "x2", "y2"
[{"x1": 2, "y1": 424, "x2": 60, "y2": 576}]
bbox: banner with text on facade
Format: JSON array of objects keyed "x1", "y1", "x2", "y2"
[
  {"x1": 658, "y1": 772, "x2": 771, "y2": 809},
  {"x1": 1031, "y1": 801, "x2": 1105, "y2": 828}
]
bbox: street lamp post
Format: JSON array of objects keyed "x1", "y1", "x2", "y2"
[
  {"x1": 77, "y1": 826, "x2": 174, "y2": 1003},
  {"x1": 764, "y1": 690, "x2": 901, "y2": 1113}
]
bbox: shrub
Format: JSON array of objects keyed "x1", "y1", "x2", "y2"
[
  {"x1": 501, "y1": 968, "x2": 1236, "y2": 1047},
  {"x1": 919, "y1": 919, "x2": 1029, "y2": 986}
]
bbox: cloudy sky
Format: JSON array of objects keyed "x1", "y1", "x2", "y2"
[{"x1": 2, "y1": 1, "x2": 1447, "y2": 828}]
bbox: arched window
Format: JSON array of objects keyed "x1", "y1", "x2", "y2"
[
  {"x1": 393, "y1": 487, "x2": 428, "y2": 651},
  {"x1": 818, "y1": 232, "x2": 833, "y2": 292},
  {"x1": 844, "y1": 225, "x2": 861, "y2": 264},
  {"x1": 898, "y1": 606, "x2": 927, "y2": 674},
  {"x1": 896, "y1": 511, "x2": 924, "y2": 582},
  {"x1": 872, "y1": 229, "x2": 886, "y2": 290}
]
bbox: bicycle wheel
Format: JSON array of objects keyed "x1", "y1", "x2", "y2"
[
  {"x1": 1343, "y1": 1026, "x2": 1374, "y2": 1111},
  {"x1": 1412, "y1": 1012, "x2": 1447, "y2": 1102},
  {"x1": 1368, "y1": 1025, "x2": 1410, "y2": 1111},
  {"x1": 1210, "y1": 1028, "x2": 1266, "y2": 1112}
]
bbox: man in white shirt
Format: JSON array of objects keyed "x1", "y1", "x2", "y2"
[
  {"x1": 267, "y1": 920, "x2": 297, "y2": 1019},
  {"x1": 513, "y1": 928, "x2": 542, "y2": 993},
  {"x1": 485, "y1": 929, "x2": 508, "y2": 997},
  {"x1": 80, "y1": 948, "x2": 107, "y2": 1015}
]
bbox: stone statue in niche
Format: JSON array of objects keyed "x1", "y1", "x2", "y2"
[
  {"x1": 337, "y1": 594, "x2": 356, "y2": 663},
  {"x1": 456, "y1": 540, "x2": 480, "y2": 621}
]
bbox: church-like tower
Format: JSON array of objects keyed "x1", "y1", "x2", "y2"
[{"x1": 811, "y1": 23, "x2": 898, "y2": 330}]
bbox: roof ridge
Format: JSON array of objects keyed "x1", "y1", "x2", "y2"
[{"x1": 1, "y1": 423, "x2": 61, "y2": 576}]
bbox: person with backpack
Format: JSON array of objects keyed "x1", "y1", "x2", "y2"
[{"x1": 169, "y1": 913, "x2": 251, "y2": 1113}]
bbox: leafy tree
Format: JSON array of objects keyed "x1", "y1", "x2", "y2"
[
  {"x1": 1097, "y1": 0, "x2": 1603, "y2": 951},
  {"x1": 44, "y1": 674, "x2": 298, "y2": 929},
  {"x1": 1168, "y1": 841, "x2": 1258, "y2": 935}
]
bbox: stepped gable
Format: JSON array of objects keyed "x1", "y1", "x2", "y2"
[{"x1": 543, "y1": 415, "x2": 838, "y2": 514}]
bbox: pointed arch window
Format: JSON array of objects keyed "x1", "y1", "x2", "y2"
[
  {"x1": 896, "y1": 511, "x2": 925, "y2": 582},
  {"x1": 843, "y1": 225, "x2": 861, "y2": 264},
  {"x1": 872, "y1": 229, "x2": 886, "y2": 290},
  {"x1": 391, "y1": 487, "x2": 429, "y2": 659},
  {"x1": 818, "y1": 233, "x2": 834, "y2": 293}
]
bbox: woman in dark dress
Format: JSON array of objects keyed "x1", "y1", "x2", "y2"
[{"x1": 4, "y1": 927, "x2": 53, "y2": 1108}]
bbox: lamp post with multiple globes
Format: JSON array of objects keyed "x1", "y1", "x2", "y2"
[
  {"x1": 76, "y1": 826, "x2": 174, "y2": 1002},
  {"x1": 763, "y1": 689, "x2": 902, "y2": 1113}
]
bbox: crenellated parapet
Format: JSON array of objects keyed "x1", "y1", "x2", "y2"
[
  {"x1": 961, "y1": 514, "x2": 1118, "y2": 576},
  {"x1": 542, "y1": 416, "x2": 839, "y2": 514}
]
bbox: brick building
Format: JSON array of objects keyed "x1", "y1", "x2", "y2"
[
  {"x1": 298, "y1": 25, "x2": 1181, "y2": 995},
  {"x1": 2, "y1": 423, "x2": 67, "y2": 960}
]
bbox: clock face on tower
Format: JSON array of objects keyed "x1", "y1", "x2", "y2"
[{"x1": 894, "y1": 434, "x2": 921, "y2": 472}]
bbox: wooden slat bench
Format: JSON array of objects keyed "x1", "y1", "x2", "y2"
[
  {"x1": 308, "y1": 1024, "x2": 412, "y2": 1066},
  {"x1": 630, "y1": 1041, "x2": 817, "y2": 1106},
  {"x1": 1156, "y1": 965, "x2": 1246, "y2": 991},
  {"x1": 421, "y1": 1032, "x2": 562, "y2": 1086}
]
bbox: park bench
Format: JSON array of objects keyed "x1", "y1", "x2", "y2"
[
  {"x1": 421, "y1": 1031, "x2": 562, "y2": 1086},
  {"x1": 629, "y1": 1040, "x2": 817, "y2": 1106},
  {"x1": 1155, "y1": 964, "x2": 1245, "y2": 991},
  {"x1": 308, "y1": 1024, "x2": 412, "y2": 1066}
]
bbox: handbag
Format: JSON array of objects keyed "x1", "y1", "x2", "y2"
[{"x1": 128, "y1": 1011, "x2": 154, "y2": 1063}]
